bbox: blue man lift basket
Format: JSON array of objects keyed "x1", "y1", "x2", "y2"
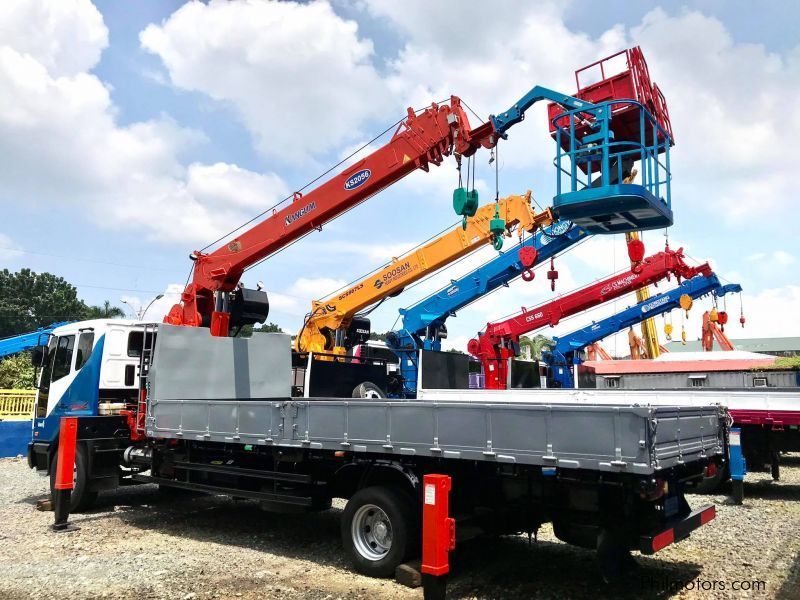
[
  {"x1": 551, "y1": 100, "x2": 673, "y2": 234},
  {"x1": 554, "y1": 183, "x2": 672, "y2": 234}
]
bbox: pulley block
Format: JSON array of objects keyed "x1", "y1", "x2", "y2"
[
  {"x1": 627, "y1": 238, "x2": 645, "y2": 263},
  {"x1": 453, "y1": 187, "x2": 479, "y2": 218},
  {"x1": 679, "y1": 294, "x2": 693, "y2": 316},
  {"x1": 518, "y1": 246, "x2": 538, "y2": 268}
]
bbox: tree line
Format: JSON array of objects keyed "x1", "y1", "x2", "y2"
[
  {"x1": 0, "y1": 268, "x2": 127, "y2": 338},
  {"x1": 0, "y1": 268, "x2": 130, "y2": 388}
]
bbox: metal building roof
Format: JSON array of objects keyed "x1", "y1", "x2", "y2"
[
  {"x1": 585, "y1": 356, "x2": 777, "y2": 375},
  {"x1": 664, "y1": 336, "x2": 800, "y2": 354}
]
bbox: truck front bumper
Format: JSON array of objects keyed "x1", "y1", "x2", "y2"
[{"x1": 639, "y1": 504, "x2": 716, "y2": 555}]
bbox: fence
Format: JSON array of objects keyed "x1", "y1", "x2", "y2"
[{"x1": 0, "y1": 389, "x2": 35, "y2": 420}]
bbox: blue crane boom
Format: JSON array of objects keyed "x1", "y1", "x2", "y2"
[
  {"x1": 0, "y1": 322, "x2": 69, "y2": 359},
  {"x1": 543, "y1": 275, "x2": 742, "y2": 388},
  {"x1": 387, "y1": 222, "x2": 586, "y2": 396}
]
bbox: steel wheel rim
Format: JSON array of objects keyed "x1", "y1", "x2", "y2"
[
  {"x1": 363, "y1": 389, "x2": 382, "y2": 399},
  {"x1": 351, "y1": 503, "x2": 393, "y2": 561}
]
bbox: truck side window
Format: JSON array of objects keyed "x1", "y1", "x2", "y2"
[
  {"x1": 127, "y1": 331, "x2": 156, "y2": 358},
  {"x1": 75, "y1": 332, "x2": 95, "y2": 371},
  {"x1": 127, "y1": 331, "x2": 143, "y2": 357},
  {"x1": 51, "y1": 335, "x2": 75, "y2": 382}
]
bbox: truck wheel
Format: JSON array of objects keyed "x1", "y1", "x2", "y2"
[
  {"x1": 342, "y1": 486, "x2": 417, "y2": 577},
  {"x1": 732, "y1": 480, "x2": 744, "y2": 505},
  {"x1": 694, "y1": 464, "x2": 728, "y2": 494},
  {"x1": 49, "y1": 444, "x2": 98, "y2": 513},
  {"x1": 771, "y1": 452, "x2": 780, "y2": 481},
  {"x1": 596, "y1": 529, "x2": 637, "y2": 584},
  {"x1": 352, "y1": 382, "x2": 386, "y2": 399}
]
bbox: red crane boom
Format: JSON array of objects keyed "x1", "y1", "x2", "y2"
[
  {"x1": 468, "y1": 247, "x2": 712, "y2": 389},
  {"x1": 166, "y1": 97, "x2": 497, "y2": 335}
]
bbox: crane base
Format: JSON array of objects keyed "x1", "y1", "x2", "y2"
[{"x1": 553, "y1": 184, "x2": 672, "y2": 234}]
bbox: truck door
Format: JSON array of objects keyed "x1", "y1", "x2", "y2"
[
  {"x1": 35, "y1": 335, "x2": 59, "y2": 418},
  {"x1": 34, "y1": 331, "x2": 97, "y2": 441},
  {"x1": 38, "y1": 334, "x2": 75, "y2": 419}
]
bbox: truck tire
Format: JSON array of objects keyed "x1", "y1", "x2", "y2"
[
  {"x1": 49, "y1": 444, "x2": 98, "y2": 513},
  {"x1": 352, "y1": 382, "x2": 386, "y2": 399},
  {"x1": 596, "y1": 529, "x2": 637, "y2": 584},
  {"x1": 693, "y1": 464, "x2": 728, "y2": 494},
  {"x1": 342, "y1": 486, "x2": 417, "y2": 577},
  {"x1": 771, "y1": 451, "x2": 780, "y2": 481},
  {"x1": 732, "y1": 480, "x2": 744, "y2": 505}
]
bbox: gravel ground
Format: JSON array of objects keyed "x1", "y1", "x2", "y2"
[{"x1": 1, "y1": 456, "x2": 799, "y2": 600}]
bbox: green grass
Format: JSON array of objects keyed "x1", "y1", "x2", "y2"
[{"x1": 755, "y1": 356, "x2": 800, "y2": 371}]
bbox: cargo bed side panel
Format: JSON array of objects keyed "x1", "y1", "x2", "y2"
[{"x1": 145, "y1": 328, "x2": 724, "y2": 475}]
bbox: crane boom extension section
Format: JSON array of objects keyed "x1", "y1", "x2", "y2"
[
  {"x1": 166, "y1": 97, "x2": 499, "y2": 336},
  {"x1": 469, "y1": 247, "x2": 712, "y2": 389},
  {"x1": 545, "y1": 275, "x2": 742, "y2": 388},
  {"x1": 0, "y1": 322, "x2": 69, "y2": 358},
  {"x1": 296, "y1": 192, "x2": 554, "y2": 354},
  {"x1": 387, "y1": 222, "x2": 586, "y2": 396}
]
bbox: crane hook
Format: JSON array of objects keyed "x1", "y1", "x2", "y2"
[
  {"x1": 519, "y1": 246, "x2": 537, "y2": 282},
  {"x1": 547, "y1": 257, "x2": 558, "y2": 292},
  {"x1": 739, "y1": 293, "x2": 746, "y2": 327}
]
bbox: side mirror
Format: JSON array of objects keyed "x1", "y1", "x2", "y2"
[{"x1": 31, "y1": 346, "x2": 46, "y2": 367}]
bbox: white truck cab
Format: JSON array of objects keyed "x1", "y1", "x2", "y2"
[{"x1": 28, "y1": 319, "x2": 156, "y2": 509}]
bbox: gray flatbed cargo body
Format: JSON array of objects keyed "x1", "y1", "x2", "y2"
[{"x1": 146, "y1": 326, "x2": 724, "y2": 476}]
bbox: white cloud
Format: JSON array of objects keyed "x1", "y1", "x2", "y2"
[
  {"x1": 269, "y1": 276, "x2": 349, "y2": 325},
  {"x1": 361, "y1": 3, "x2": 800, "y2": 228},
  {"x1": 0, "y1": 0, "x2": 289, "y2": 246},
  {"x1": 736, "y1": 285, "x2": 800, "y2": 339},
  {"x1": 133, "y1": 1, "x2": 800, "y2": 250},
  {"x1": 376, "y1": 3, "x2": 628, "y2": 172},
  {"x1": 120, "y1": 284, "x2": 183, "y2": 322},
  {"x1": 140, "y1": 0, "x2": 389, "y2": 164},
  {"x1": 0, "y1": 0, "x2": 107, "y2": 77},
  {"x1": 0, "y1": 233, "x2": 23, "y2": 260},
  {"x1": 186, "y1": 163, "x2": 288, "y2": 212},
  {"x1": 629, "y1": 8, "x2": 800, "y2": 224}
]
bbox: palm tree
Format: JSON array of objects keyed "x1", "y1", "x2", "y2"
[
  {"x1": 518, "y1": 334, "x2": 554, "y2": 360},
  {"x1": 84, "y1": 300, "x2": 125, "y2": 319}
]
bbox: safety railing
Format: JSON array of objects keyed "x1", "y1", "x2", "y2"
[
  {"x1": 552, "y1": 99, "x2": 672, "y2": 209},
  {"x1": 0, "y1": 389, "x2": 36, "y2": 420}
]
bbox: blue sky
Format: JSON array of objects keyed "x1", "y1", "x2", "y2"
[{"x1": 1, "y1": 0, "x2": 798, "y2": 354}]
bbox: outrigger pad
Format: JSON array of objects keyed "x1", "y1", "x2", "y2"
[{"x1": 553, "y1": 184, "x2": 673, "y2": 234}]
